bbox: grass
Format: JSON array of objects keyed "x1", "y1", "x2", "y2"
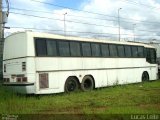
[{"x1": 0, "y1": 80, "x2": 160, "y2": 119}]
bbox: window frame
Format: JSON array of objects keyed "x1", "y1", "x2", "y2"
[{"x1": 34, "y1": 37, "x2": 152, "y2": 60}]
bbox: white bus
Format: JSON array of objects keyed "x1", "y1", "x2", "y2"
[{"x1": 3, "y1": 31, "x2": 158, "y2": 94}]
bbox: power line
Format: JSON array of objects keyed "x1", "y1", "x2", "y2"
[
  {"x1": 30, "y1": 0, "x2": 117, "y2": 18},
  {"x1": 9, "y1": 7, "x2": 160, "y2": 26},
  {"x1": 29, "y1": 0, "x2": 160, "y2": 25},
  {"x1": 10, "y1": 11, "x2": 120, "y2": 29},
  {"x1": 3, "y1": 0, "x2": 160, "y2": 40},
  {"x1": 9, "y1": 11, "x2": 160, "y2": 34},
  {"x1": 3, "y1": 0, "x2": 160, "y2": 26},
  {"x1": 9, "y1": 7, "x2": 118, "y2": 22},
  {"x1": 121, "y1": 0, "x2": 160, "y2": 10}
]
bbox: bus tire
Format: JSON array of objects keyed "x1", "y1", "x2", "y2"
[
  {"x1": 64, "y1": 77, "x2": 79, "y2": 93},
  {"x1": 81, "y1": 76, "x2": 94, "y2": 91},
  {"x1": 142, "y1": 72, "x2": 149, "y2": 82}
]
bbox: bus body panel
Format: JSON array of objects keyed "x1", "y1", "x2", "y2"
[
  {"x1": 35, "y1": 66, "x2": 157, "y2": 94},
  {"x1": 34, "y1": 58, "x2": 157, "y2": 94},
  {"x1": 35, "y1": 58, "x2": 152, "y2": 71}
]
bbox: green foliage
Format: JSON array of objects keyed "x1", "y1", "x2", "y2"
[{"x1": 0, "y1": 80, "x2": 160, "y2": 116}]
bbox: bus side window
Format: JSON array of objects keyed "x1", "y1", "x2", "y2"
[
  {"x1": 101, "y1": 44, "x2": 110, "y2": 57},
  {"x1": 146, "y1": 48, "x2": 156, "y2": 64},
  {"x1": 144, "y1": 48, "x2": 147, "y2": 58},
  {"x1": 35, "y1": 38, "x2": 47, "y2": 56},
  {"x1": 124, "y1": 46, "x2": 132, "y2": 58},
  {"x1": 58, "y1": 41, "x2": 70, "y2": 57},
  {"x1": 81, "y1": 42, "x2": 91, "y2": 57},
  {"x1": 117, "y1": 45, "x2": 125, "y2": 57},
  {"x1": 70, "y1": 41, "x2": 81, "y2": 57},
  {"x1": 146, "y1": 48, "x2": 151, "y2": 63},
  {"x1": 150, "y1": 49, "x2": 156, "y2": 64},
  {"x1": 137, "y1": 47, "x2": 144, "y2": 58},
  {"x1": 131, "y1": 46, "x2": 138, "y2": 57},
  {"x1": 109, "y1": 44, "x2": 118, "y2": 57},
  {"x1": 46, "y1": 40, "x2": 57, "y2": 56},
  {"x1": 91, "y1": 43, "x2": 101, "y2": 57}
]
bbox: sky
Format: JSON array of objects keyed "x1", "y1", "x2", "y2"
[{"x1": 2, "y1": 0, "x2": 160, "y2": 42}]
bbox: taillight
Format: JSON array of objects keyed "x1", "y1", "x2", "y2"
[
  {"x1": 17, "y1": 77, "x2": 21, "y2": 82},
  {"x1": 22, "y1": 62, "x2": 26, "y2": 71},
  {"x1": 4, "y1": 64, "x2": 6, "y2": 72},
  {"x1": 3, "y1": 78, "x2": 6, "y2": 82},
  {"x1": 22, "y1": 77, "x2": 27, "y2": 82},
  {"x1": 17, "y1": 77, "x2": 27, "y2": 82},
  {"x1": 3, "y1": 78, "x2": 10, "y2": 82}
]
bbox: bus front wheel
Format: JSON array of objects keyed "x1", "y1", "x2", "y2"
[
  {"x1": 81, "y1": 76, "x2": 94, "y2": 91},
  {"x1": 142, "y1": 72, "x2": 149, "y2": 82},
  {"x1": 64, "y1": 77, "x2": 79, "y2": 93}
]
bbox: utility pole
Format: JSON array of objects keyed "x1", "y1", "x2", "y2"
[
  {"x1": 63, "y1": 12, "x2": 67, "y2": 36},
  {"x1": 118, "y1": 8, "x2": 122, "y2": 42},
  {"x1": 0, "y1": 0, "x2": 8, "y2": 80},
  {"x1": 0, "y1": 0, "x2": 3, "y2": 79}
]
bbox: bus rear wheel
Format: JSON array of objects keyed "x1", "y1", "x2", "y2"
[
  {"x1": 81, "y1": 76, "x2": 94, "y2": 91},
  {"x1": 64, "y1": 77, "x2": 79, "y2": 93},
  {"x1": 142, "y1": 72, "x2": 149, "y2": 82}
]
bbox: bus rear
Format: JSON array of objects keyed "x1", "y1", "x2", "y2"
[{"x1": 3, "y1": 32, "x2": 36, "y2": 94}]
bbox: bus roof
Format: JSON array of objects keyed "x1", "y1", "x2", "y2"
[{"x1": 6, "y1": 31, "x2": 155, "y2": 48}]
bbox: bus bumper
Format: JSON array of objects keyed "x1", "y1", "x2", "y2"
[{"x1": 2, "y1": 82, "x2": 35, "y2": 94}]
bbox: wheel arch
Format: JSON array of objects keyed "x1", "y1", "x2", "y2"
[
  {"x1": 143, "y1": 71, "x2": 149, "y2": 77},
  {"x1": 66, "y1": 76, "x2": 80, "y2": 86}
]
